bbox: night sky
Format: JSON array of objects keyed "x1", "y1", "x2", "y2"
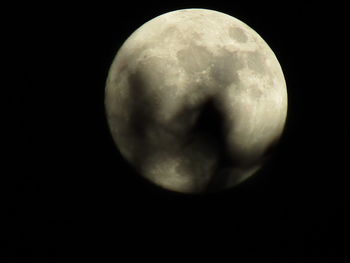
[{"x1": 8, "y1": 1, "x2": 348, "y2": 262}]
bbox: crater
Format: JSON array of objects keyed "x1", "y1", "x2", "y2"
[{"x1": 229, "y1": 27, "x2": 248, "y2": 43}]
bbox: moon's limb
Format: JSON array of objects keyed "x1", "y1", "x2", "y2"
[{"x1": 105, "y1": 9, "x2": 288, "y2": 193}]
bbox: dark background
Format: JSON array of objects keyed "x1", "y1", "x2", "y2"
[{"x1": 7, "y1": 1, "x2": 348, "y2": 262}]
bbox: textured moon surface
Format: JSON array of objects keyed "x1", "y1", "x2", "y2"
[{"x1": 105, "y1": 9, "x2": 287, "y2": 193}]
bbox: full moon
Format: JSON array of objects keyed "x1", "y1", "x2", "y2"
[{"x1": 105, "y1": 9, "x2": 287, "y2": 193}]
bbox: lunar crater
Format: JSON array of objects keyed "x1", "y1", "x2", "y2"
[{"x1": 229, "y1": 27, "x2": 248, "y2": 43}]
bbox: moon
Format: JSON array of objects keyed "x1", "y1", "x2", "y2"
[{"x1": 105, "y1": 9, "x2": 287, "y2": 194}]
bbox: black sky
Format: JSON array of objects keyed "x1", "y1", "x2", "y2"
[{"x1": 8, "y1": 1, "x2": 349, "y2": 262}]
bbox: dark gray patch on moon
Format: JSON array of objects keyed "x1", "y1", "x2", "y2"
[
  {"x1": 135, "y1": 56, "x2": 169, "y2": 87},
  {"x1": 210, "y1": 49, "x2": 244, "y2": 86},
  {"x1": 246, "y1": 51, "x2": 266, "y2": 74},
  {"x1": 160, "y1": 26, "x2": 180, "y2": 40},
  {"x1": 229, "y1": 27, "x2": 248, "y2": 43},
  {"x1": 122, "y1": 68, "x2": 179, "y2": 167},
  {"x1": 174, "y1": 135, "x2": 218, "y2": 191},
  {"x1": 177, "y1": 44, "x2": 214, "y2": 74},
  {"x1": 186, "y1": 99, "x2": 237, "y2": 192}
]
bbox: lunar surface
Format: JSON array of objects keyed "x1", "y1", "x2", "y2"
[{"x1": 105, "y1": 9, "x2": 287, "y2": 193}]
